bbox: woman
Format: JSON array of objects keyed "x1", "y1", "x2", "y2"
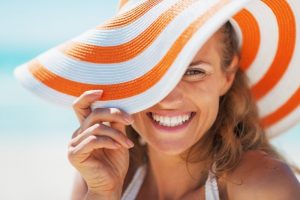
[
  {"x1": 14, "y1": 0, "x2": 300, "y2": 199},
  {"x1": 67, "y1": 22, "x2": 300, "y2": 200}
]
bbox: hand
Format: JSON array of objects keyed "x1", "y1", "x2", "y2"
[{"x1": 68, "y1": 90, "x2": 134, "y2": 197}]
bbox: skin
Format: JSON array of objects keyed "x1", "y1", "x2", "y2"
[
  {"x1": 68, "y1": 31, "x2": 300, "y2": 200},
  {"x1": 130, "y1": 31, "x2": 237, "y2": 199}
]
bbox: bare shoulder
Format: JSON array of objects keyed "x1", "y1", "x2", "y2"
[{"x1": 223, "y1": 150, "x2": 300, "y2": 200}]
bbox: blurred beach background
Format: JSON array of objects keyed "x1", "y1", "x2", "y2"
[{"x1": 0, "y1": 0, "x2": 299, "y2": 199}]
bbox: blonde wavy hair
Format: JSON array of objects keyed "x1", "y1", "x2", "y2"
[{"x1": 125, "y1": 21, "x2": 281, "y2": 176}]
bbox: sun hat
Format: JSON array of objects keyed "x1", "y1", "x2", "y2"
[{"x1": 14, "y1": 0, "x2": 300, "y2": 137}]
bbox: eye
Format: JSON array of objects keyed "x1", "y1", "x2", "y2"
[{"x1": 183, "y1": 68, "x2": 207, "y2": 81}]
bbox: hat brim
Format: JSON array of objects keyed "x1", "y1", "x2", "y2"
[{"x1": 14, "y1": 0, "x2": 300, "y2": 137}]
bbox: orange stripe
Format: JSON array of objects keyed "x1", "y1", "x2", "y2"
[
  {"x1": 61, "y1": 0, "x2": 198, "y2": 64},
  {"x1": 261, "y1": 87, "x2": 300, "y2": 128},
  {"x1": 30, "y1": 0, "x2": 230, "y2": 100},
  {"x1": 233, "y1": 9, "x2": 260, "y2": 71},
  {"x1": 251, "y1": 0, "x2": 296, "y2": 100},
  {"x1": 103, "y1": 0, "x2": 163, "y2": 30}
]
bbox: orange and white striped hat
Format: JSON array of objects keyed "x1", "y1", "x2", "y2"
[{"x1": 14, "y1": 0, "x2": 300, "y2": 137}]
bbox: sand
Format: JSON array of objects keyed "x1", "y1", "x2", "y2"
[{"x1": 0, "y1": 136, "x2": 75, "y2": 200}]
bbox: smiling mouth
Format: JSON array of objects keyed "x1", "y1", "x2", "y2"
[{"x1": 147, "y1": 112, "x2": 196, "y2": 128}]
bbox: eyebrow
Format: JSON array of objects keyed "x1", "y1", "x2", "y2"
[{"x1": 189, "y1": 60, "x2": 205, "y2": 67}]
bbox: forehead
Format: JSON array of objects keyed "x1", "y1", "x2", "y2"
[{"x1": 190, "y1": 31, "x2": 223, "y2": 65}]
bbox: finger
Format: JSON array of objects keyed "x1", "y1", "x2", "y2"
[
  {"x1": 81, "y1": 107, "x2": 134, "y2": 131},
  {"x1": 110, "y1": 121, "x2": 126, "y2": 135},
  {"x1": 70, "y1": 135, "x2": 122, "y2": 156},
  {"x1": 110, "y1": 121, "x2": 134, "y2": 147},
  {"x1": 70, "y1": 123, "x2": 134, "y2": 149},
  {"x1": 68, "y1": 135, "x2": 120, "y2": 165},
  {"x1": 72, "y1": 90, "x2": 103, "y2": 124},
  {"x1": 71, "y1": 127, "x2": 82, "y2": 139}
]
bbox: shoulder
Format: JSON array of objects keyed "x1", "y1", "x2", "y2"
[{"x1": 222, "y1": 150, "x2": 300, "y2": 200}]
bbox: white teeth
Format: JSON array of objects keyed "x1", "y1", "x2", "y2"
[
  {"x1": 151, "y1": 113, "x2": 192, "y2": 127},
  {"x1": 184, "y1": 115, "x2": 188, "y2": 121}
]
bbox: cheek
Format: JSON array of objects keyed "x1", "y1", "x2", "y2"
[
  {"x1": 185, "y1": 78, "x2": 220, "y2": 106},
  {"x1": 130, "y1": 113, "x2": 145, "y2": 134},
  {"x1": 185, "y1": 80, "x2": 220, "y2": 130},
  {"x1": 130, "y1": 112, "x2": 154, "y2": 140}
]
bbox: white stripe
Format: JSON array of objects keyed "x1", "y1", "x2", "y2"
[
  {"x1": 229, "y1": 18, "x2": 243, "y2": 50},
  {"x1": 266, "y1": 105, "x2": 300, "y2": 138},
  {"x1": 121, "y1": 165, "x2": 147, "y2": 200},
  {"x1": 257, "y1": 59, "x2": 300, "y2": 118},
  {"x1": 38, "y1": 0, "x2": 220, "y2": 84},
  {"x1": 257, "y1": 0, "x2": 300, "y2": 117},
  {"x1": 243, "y1": 0, "x2": 279, "y2": 87},
  {"x1": 205, "y1": 172, "x2": 220, "y2": 200},
  {"x1": 73, "y1": 0, "x2": 180, "y2": 46},
  {"x1": 14, "y1": 64, "x2": 76, "y2": 107}
]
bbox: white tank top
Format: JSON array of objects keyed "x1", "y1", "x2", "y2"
[{"x1": 121, "y1": 165, "x2": 220, "y2": 200}]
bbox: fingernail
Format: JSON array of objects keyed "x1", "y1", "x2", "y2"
[
  {"x1": 124, "y1": 117, "x2": 134, "y2": 124},
  {"x1": 126, "y1": 139, "x2": 134, "y2": 148},
  {"x1": 91, "y1": 90, "x2": 103, "y2": 96},
  {"x1": 124, "y1": 114, "x2": 134, "y2": 124}
]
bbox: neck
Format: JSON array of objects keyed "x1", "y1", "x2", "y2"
[{"x1": 145, "y1": 146, "x2": 208, "y2": 200}]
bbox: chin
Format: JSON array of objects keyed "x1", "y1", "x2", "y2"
[{"x1": 148, "y1": 139, "x2": 192, "y2": 156}]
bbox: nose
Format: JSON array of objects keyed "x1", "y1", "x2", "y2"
[{"x1": 157, "y1": 83, "x2": 185, "y2": 109}]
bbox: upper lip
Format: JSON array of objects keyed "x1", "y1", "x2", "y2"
[{"x1": 148, "y1": 111, "x2": 195, "y2": 117}]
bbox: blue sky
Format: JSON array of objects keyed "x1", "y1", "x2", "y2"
[
  {"x1": 0, "y1": 0, "x2": 120, "y2": 136},
  {"x1": 0, "y1": 0, "x2": 118, "y2": 49}
]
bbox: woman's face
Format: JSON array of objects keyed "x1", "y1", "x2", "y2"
[{"x1": 131, "y1": 31, "x2": 237, "y2": 155}]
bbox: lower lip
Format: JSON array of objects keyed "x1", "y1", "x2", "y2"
[{"x1": 148, "y1": 112, "x2": 196, "y2": 133}]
